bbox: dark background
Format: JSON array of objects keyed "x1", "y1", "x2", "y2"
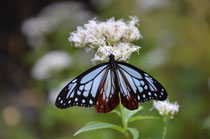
[
  {"x1": 1, "y1": 0, "x2": 210, "y2": 139},
  {"x1": 1, "y1": 0, "x2": 95, "y2": 97}
]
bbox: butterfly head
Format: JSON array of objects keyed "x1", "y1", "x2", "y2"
[{"x1": 109, "y1": 53, "x2": 115, "y2": 61}]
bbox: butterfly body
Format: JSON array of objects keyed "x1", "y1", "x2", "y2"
[{"x1": 56, "y1": 54, "x2": 168, "y2": 113}]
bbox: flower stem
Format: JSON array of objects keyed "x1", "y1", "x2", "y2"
[
  {"x1": 119, "y1": 103, "x2": 129, "y2": 139},
  {"x1": 162, "y1": 115, "x2": 169, "y2": 139}
]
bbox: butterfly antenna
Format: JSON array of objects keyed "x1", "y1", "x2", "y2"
[{"x1": 116, "y1": 56, "x2": 122, "y2": 61}]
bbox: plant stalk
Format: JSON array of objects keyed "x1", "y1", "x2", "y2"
[
  {"x1": 119, "y1": 103, "x2": 129, "y2": 139},
  {"x1": 162, "y1": 115, "x2": 169, "y2": 139}
]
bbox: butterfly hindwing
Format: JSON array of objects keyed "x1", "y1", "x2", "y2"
[
  {"x1": 116, "y1": 68, "x2": 139, "y2": 110},
  {"x1": 55, "y1": 63, "x2": 108, "y2": 108},
  {"x1": 116, "y1": 62, "x2": 167, "y2": 103},
  {"x1": 95, "y1": 69, "x2": 120, "y2": 113}
]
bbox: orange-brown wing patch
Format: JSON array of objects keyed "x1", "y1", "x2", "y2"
[
  {"x1": 117, "y1": 69, "x2": 138, "y2": 110},
  {"x1": 95, "y1": 70, "x2": 119, "y2": 113}
]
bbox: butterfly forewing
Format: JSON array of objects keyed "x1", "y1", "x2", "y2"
[
  {"x1": 116, "y1": 62, "x2": 167, "y2": 103},
  {"x1": 55, "y1": 63, "x2": 108, "y2": 108}
]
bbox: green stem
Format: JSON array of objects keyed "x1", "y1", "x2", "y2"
[
  {"x1": 119, "y1": 103, "x2": 129, "y2": 139},
  {"x1": 162, "y1": 115, "x2": 169, "y2": 139}
]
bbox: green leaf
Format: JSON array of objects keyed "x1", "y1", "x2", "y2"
[
  {"x1": 124, "y1": 106, "x2": 143, "y2": 122},
  {"x1": 128, "y1": 116, "x2": 160, "y2": 123},
  {"x1": 74, "y1": 121, "x2": 123, "y2": 136},
  {"x1": 127, "y1": 128, "x2": 139, "y2": 139},
  {"x1": 111, "y1": 110, "x2": 121, "y2": 117}
]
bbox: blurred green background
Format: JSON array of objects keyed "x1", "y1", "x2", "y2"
[{"x1": 1, "y1": 0, "x2": 210, "y2": 138}]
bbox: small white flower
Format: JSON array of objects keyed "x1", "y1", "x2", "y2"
[
  {"x1": 69, "y1": 16, "x2": 142, "y2": 62},
  {"x1": 31, "y1": 51, "x2": 72, "y2": 80},
  {"x1": 153, "y1": 100, "x2": 179, "y2": 118}
]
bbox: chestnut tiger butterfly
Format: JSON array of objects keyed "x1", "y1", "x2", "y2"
[{"x1": 55, "y1": 54, "x2": 168, "y2": 113}]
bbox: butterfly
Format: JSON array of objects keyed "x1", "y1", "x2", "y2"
[{"x1": 55, "y1": 54, "x2": 168, "y2": 113}]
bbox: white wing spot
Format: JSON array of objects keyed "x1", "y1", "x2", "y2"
[
  {"x1": 154, "y1": 93, "x2": 157, "y2": 96},
  {"x1": 137, "y1": 95, "x2": 140, "y2": 100},
  {"x1": 161, "y1": 92, "x2": 164, "y2": 95},
  {"x1": 144, "y1": 85, "x2": 148, "y2": 90},
  {"x1": 60, "y1": 100, "x2": 63, "y2": 104},
  {"x1": 133, "y1": 78, "x2": 140, "y2": 86},
  {"x1": 144, "y1": 73, "x2": 149, "y2": 77},
  {"x1": 140, "y1": 80, "x2": 145, "y2": 86},
  {"x1": 162, "y1": 88, "x2": 164, "y2": 91},
  {"x1": 138, "y1": 86, "x2": 143, "y2": 93},
  {"x1": 148, "y1": 92, "x2": 151, "y2": 96},
  {"x1": 82, "y1": 99, "x2": 85, "y2": 103},
  {"x1": 75, "y1": 97, "x2": 78, "y2": 102},
  {"x1": 143, "y1": 94, "x2": 146, "y2": 98},
  {"x1": 58, "y1": 97, "x2": 61, "y2": 100},
  {"x1": 77, "y1": 90, "x2": 81, "y2": 95},
  {"x1": 89, "y1": 99, "x2": 93, "y2": 104},
  {"x1": 72, "y1": 79, "x2": 77, "y2": 83},
  {"x1": 68, "y1": 100, "x2": 71, "y2": 104},
  {"x1": 79, "y1": 85, "x2": 84, "y2": 91},
  {"x1": 83, "y1": 90, "x2": 89, "y2": 97}
]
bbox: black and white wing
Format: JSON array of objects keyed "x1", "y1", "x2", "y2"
[
  {"x1": 55, "y1": 63, "x2": 108, "y2": 108},
  {"x1": 116, "y1": 62, "x2": 168, "y2": 109}
]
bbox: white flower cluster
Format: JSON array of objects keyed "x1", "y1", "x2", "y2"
[
  {"x1": 22, "y1": 2, "x2": 93, "y2": 47},
  {"x1": 69, "y1": 16, "x2": 142, "y2": 62},
  {"x1": 31, "y1": 51, "x2": 72, "y2": 80},
  {"x1": 153, "y1": 100, "x2": 180, "y2": 119},
  {"x1": 92, "y1": 43, "x2": 140, "y2": 62}
]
